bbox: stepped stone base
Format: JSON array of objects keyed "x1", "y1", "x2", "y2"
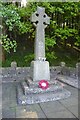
[{"x1": 17, "y1": 78, "x2": 71, "y2": 105}]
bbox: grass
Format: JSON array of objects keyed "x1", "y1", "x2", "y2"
[{"x1": 2, "y1": 45, "x2": 79, "y2": 67}]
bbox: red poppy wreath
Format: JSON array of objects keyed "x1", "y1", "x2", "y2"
[{"x1": 39, "y1": 80, "x2": 49, "y2": 90}]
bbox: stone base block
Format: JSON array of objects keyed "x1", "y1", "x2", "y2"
[
  {"x1": 17, "y1": 85, "x2": 71, "y2": 105},
  {"x1": 30, "y1": 61, "x2": 50, "y2": 81},
  {"x1": 17, "y1": 80, "x2": 71, "y2": 105},
  {"x1": 26, "y1": 77, "x2": 56, "y2": 87},
  {"x1": 21, "y1": 80, "x2": 63, "y2": 95},
  {"x1": 21, "y1": 82, "x2": 63, "y2": 95}
]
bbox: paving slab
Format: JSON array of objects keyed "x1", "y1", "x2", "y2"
[
  {"x1": 16, "y1": 104, "x2": 46, "y2": 118},
  {"x1": 2, "y1": 83, "x2": 12, "y2": 99},
  {"x1": 16, "y1": 109, "x2": 38, "y2": 118},
  {"x1": 59, "y1": 96, "x2": 78, "y2": 107},
  {"x1": 0, "y1": 84, "x2": 2, "y2": 119},
  {"x1": 2, "y1": 98, "x2": 10, "y2": 109},
  {"x1": 16, "y1": 105, "x2": 29, "y2": 118},
  {"x1": 9, "y1": 85, "x2": 17, "y2": 107},
  {"x1": 2, "y1": 107, "x2": 16, "y2": 118},
  {"x1": 26, "y1": 104, "x2": 46, "y2": 118},
  {"x1": 40, "y1": 101, "x2": 67, "y2": 113},
  {"x1": 67, "y1": 104, "x2": 78, "y2": 118},
  {"x1": 2, "y1": 82, "x2": 17, "y2": 108},
  {"x1": 0, "y1": 107, "x2": 2, "y2": 120},
  {"x1": 44, "y1": 109, "x2": 76, "y2": 118},
  {"x1": 57, "y1": 75, "x2": 79, "y2": 89},
  {"x1": 65, "y1": 85, "x2": 78, "y2": 98}
]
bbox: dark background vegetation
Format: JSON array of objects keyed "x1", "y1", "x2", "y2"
[{"x1": 1, "y1": 1, "x2": 80, "y2": 67}]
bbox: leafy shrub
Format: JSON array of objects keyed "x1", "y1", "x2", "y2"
[
  {"x1": 1, "y1": 1, "x2": 80, "y2": 66},
  {"x1": 0, "y1": 34, "x2": 17, "y2": 53},
  {"x1": 24, "y1": 54, "x2": 34, "y2": 65}
]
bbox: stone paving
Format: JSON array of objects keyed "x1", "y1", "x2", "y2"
[
  {"x1": 1, "y1": 81, "x2": 79, "y2": 119},
  {"x1": 57, "y1": 75, "x2": 79, "y2": 89}
]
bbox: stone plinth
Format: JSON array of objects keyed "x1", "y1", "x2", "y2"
[
  {"x1": 17, "y1": 78, "x2": 71, "y2": 105},
  {"x1": 21, "y1": 80, "x2": 63, "y2": 95},
  {"x1": 30, "y1": 61, "x2": 50, "y2": 81}
]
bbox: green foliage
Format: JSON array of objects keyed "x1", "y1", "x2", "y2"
[
  {"x1": 1, "y1": 4, "x2": 21, "y2": 31},
  {"x1": 46, "y1": 51, "x2": 57, "y2": 65},
  {"x1": 2, "y1": 47, "x2": 78, "y2": 67},
  {"x1": 0, "y1": 34, "x2": 17, "y2": 53},
  {"x1": 0, "y1": 61, "x2": 2, "y2": 67},
  {"x1": 1, "y1": 1, "x2": 80, "y2": 66},
  {"x1": 74, "y1": 36, "x2": 80, "y2": 46},
  {"x1": 45, "y1": 36, "x2": 56, "y2": 51},
  {"x1": 54, "y1": 28, "x2": 79, "y2": 42},
  {"x1": 24, "y1": 54, "x2": 34, "y2": 65}
]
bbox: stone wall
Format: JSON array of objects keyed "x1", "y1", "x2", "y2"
[
  {"x1": 0, "y1": 62, "x2": 80, "y2": 82},
  {"x1": 1, "y1": 67, "x2": 30, "y2": 82}
]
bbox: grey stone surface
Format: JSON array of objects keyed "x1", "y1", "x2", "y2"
[
  {"x1": 16, "y1": 104, "x2": 46, "y2": 118},
  {"x1": 1, "y1": 67, "x2": 30, "y2": 82},
  {"x1": 30, "y1": 7, "x2": 50, "y2": 81},
  {"x1": 61, "y1": 66, "x2": 70, "y2": 76},
  {"x1": 26, "y1": 104, "x2": 46, "y2": 118},
  {"x1": 11, "y1": 61, "x2": 17, "y2": 69},
  {"x1": 2, "y1": 107, "x2": 16, "y2": 118},
  {"x1": 1, "y1": 65, "x2": 79, "y2": 107},
  {"x1": 40, "y1": 98, "x2": 77, "y2": 118},
  {"x1": 44, "y1": 109, "x2": 76, "y2": 118},
  {"x1": 1, "y1": 67, "x2": 30, "y2": 77},
  {"x1": 40, "y1": 101, "x2": 67, "y2": 113},
  {"x1": 17, "y1": 83, "x2": 26, "y2": 105},
  {"x1": 31, "y1": 6, "x2": 50, "y2": 60},
  {"x1": 0, "y1": 91, "x2": 2, "y2": 120},
  {"x1": 0, "y1": 109, "x2": 2, "y2": 120},
  {"x1": 59, "y1": 96, "x2": 78, "y2": 107},
  {"x1": 50, "y1": 66, "x2": 61, "y2": 79},
  {"x1": 17, "y1": 83, "x2": 71, "y2": 104},
  {"x1": 69, "y1": 67, "x2": 76, "y2": 78},
  {"x1": 16, "y1": 106, "x2": 28, "y2": 118},
  {"x1": 22, "y1": 81, "x2": 63, "y2": 95},
  {"x1": 1, "y1": 64, "x2": 78, "y2": 83},
  {"x1": 57, "y1": 75, "x2": 79, "y2": 89},
  {"x1": 60, "y1": 62, "x2": 66, "y2": 67},
  {"x1": 2, "y1": 83, "x2": 17, "y2": 109},
  {"x1": 76, "y1": 63, "x2": 80, "y2": 80},
  {"x1": 26, "y1": 77, "x2": 56, "y2": 87},
  {"x1": 2, "y1": 82, "x2": 16, "y2": 118},
  {"x1": 65, "y1": 85, "x2": 78, "y2": 98},
  {"x1": 2, "y1": 82, "x2": 79, "y2": 118},
  {"x1": 30, "y1": 61, "x2": 50, "y2": 81},
  {"x1": 67, "y1": 104, "x2": 78, "y2": 118}
]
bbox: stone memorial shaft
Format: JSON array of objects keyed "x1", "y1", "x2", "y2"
[
  {"x1": 31, "y1": 7, "x2": 50, "y2": 60},
  {"x1": 30, "y1": 6, "x2": 50, "y2": 81}
]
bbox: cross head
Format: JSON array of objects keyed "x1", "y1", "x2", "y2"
[{"x1": 31, "y1": 6, "x2": 50, "y2": 28}]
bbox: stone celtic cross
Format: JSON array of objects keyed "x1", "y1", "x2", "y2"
[
  {"x1": 31, "y1": 6, "x2": 50, "y2": 61},
  {"x1": 17, "y1": 7, "x2": 71, "y2": 105}
]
